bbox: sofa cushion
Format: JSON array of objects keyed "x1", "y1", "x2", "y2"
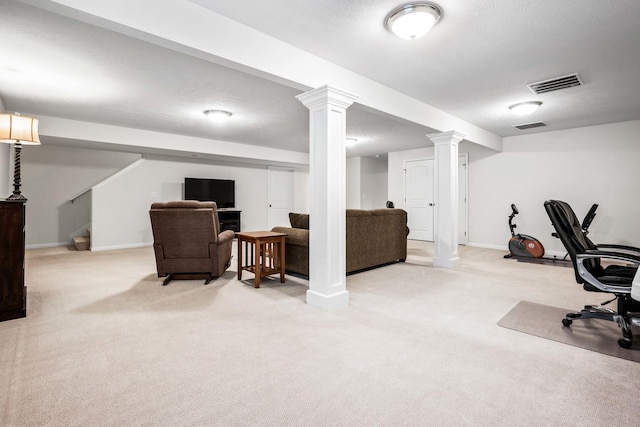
[{"x1": 289, "y1": 212, "x2": 309, "y2": 229}]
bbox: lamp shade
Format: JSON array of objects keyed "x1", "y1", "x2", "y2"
[{"x1": 0, "y1": 113, "x2": 41, "y2": 145}]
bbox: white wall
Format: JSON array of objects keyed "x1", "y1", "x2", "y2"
[
  {"x1": 293, "y1": 169, "x2": 310, "y2": 214},
  {"x1": 83, "y1": 150, "x2": 382, "y2": 251},
  {"x1": 388, "y1": 119, "x2": 640, "y2": 255},
  {"x1": 30, "y1": 119, "x2": 639, "y2": 252},
  {"x1": 346, "y1": 157, "x2": 361, "y2": 209},
  {"x1": 346, "y1": 156, "x2": 388, "y2": 209},
  {"x1": 22, "y1": 144, "x2": 140, "y2": 247},
  {"x1": 468, "y1": 120, "x2": 640, "y2": 254},
  {"x1": 360, "y1": 157, "x2": 388, "y2": 209},
  {"x1": 90, "y1": 154, "x2": 308, "y2": 251},
  {"x1": 21, "y1": 142, "x2": 311, "y2": 249}
]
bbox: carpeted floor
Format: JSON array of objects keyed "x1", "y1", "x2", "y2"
[{"x1": 1, "y1": 241, "x2": 639, "y2": 426}]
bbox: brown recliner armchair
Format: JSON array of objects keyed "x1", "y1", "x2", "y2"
[{"x1": 149, "y1": 201, "x2": 235, "y2": 286}]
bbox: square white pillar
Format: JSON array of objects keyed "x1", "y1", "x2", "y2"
[
  {"x1": 427, "y1": 131, "x2": 465, "y2": 268},
  {"x1": 297, "y1": 86, "x2": 358, "y2": 311}
]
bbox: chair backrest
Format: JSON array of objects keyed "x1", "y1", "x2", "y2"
[
  {"x1": 149, "y1": 201, "x2": 220, "y2": 259},
  {"x1": 544, "y1": 199, "x2": 600, "y2": 283}
]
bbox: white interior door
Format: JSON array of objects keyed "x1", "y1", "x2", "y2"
[
  {"x1": 405, "y1": 156, "x2": 468, "y2": 244},
  {"x1": 405, "y1": 159, "x2": 434, "y2": 241},
  {"x1": 268, "y1": 167, "x2": 294, "y2": 229}
]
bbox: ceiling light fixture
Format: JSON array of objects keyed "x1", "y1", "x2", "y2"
[
  {"x1": 384, "y1": 2, "x2": 442, "y2": 40},
  {"x1": 346, "y1": 137, "x2": 358, "y2": 146},
  {"x1": 508, "y1": 101, "x2": 542, "y2": 116},
  {"x1": 203, "y1": 109, "x2": 232, "y2": 123}
]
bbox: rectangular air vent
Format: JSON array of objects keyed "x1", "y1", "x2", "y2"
[
  {"x1": 527, "y1": 73, "x2": 582, "y2": 94},
  {"x1": 513, "y1": 122, "x2": 548, "y2": 130}
]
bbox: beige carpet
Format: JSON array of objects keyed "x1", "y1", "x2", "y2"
[
  {"x1": 1, "y1": 241, "x2": 640, "y2": 426},
  {"x1": 498, "y1": 301, "x2": 640, "y2": 362}
]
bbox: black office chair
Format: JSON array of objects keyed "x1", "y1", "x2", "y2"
[{"x1": 544, "y1": 200, "x2": 640, "y2": 348}]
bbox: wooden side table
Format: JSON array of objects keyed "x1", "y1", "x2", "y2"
[{"x1": 236, "y1": 231, "x2": 286, "y2": 288}]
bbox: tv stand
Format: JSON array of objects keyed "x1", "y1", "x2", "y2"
[{"x1": 218, "y1": 209, "x2": 241, "y2": 233}]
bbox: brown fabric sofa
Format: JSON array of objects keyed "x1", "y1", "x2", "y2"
[
  {"x1": 149, "y1": 201, "x2": 235, "y2": 285},
  {"x1": 271, "y1": 209, "x2": 408, "y2": 276}
]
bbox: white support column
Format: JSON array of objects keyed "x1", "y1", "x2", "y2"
[
  {"x1": 427, "y1": 131, "x2": 465, "y2": 268},
  {"x1": 297, "y1": 85, "x2": 358, "y2": 311}
]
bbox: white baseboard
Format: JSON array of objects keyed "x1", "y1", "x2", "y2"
[
  {"x1": 26, "y1": 242, "x2": 73, "y2": 250},
  {"x1": 90, "y1": 242, "x2": 153, "y2": 252},
  {"x1": 27, "y1": 242, "x2": 153, "y2": 251},
  {"x1": 467, "y1": 242, "x2": 567, "y2": 260},
  {"x1": 467, "y1": 242, "x2": 506, "y2": 251}
]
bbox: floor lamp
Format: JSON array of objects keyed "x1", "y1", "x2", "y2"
[{"x1": 0, "y1": 113, "x2": 41, "y2": 201}]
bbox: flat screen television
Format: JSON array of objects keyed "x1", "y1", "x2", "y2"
[{"x1": 184, "y1": 178, "x2": 235, "y2": 208}]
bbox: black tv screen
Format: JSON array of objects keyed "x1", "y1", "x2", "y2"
[{"x1": 184, "y1": 178, "x2": 235, "y2": 208}]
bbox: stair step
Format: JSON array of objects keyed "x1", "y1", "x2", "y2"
[{"x1": 73, "y1": 236, "x2": 90, "y2": 251}]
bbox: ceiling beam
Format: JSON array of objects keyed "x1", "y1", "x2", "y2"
[
  {"x1": 22, "y1": 0, "x2": 502, "y2": 152},
  {"x1": 37, "y1": 115, "x2": 310, "y2": 167}
]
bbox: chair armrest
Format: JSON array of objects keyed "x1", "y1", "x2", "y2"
[
  {"x1": 576, "y1": 250, "x2": 640, "y2": 293},
  {"x1": 218, "y1": 230, "x2": 235, "y2": 245},
  {"x1": 581, "y1": 249, "x2": 640, "y2": 264},
  {"x1": 595, "y1": 244, "x2": 640, "y2": 256}
]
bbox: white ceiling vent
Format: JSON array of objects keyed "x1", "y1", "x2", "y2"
[
  {"x1": 527, "y1": 73, "x2": 583, "y2": 94},
  {"x1": 513, "y1": 122, "x2": 548, "y2": 130}
]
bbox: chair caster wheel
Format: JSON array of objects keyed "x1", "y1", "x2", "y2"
[
  {"x1": 562, "y1": 318, "x2": 572, "y2": 327},
  {"x1": 618, "y1": 339, "x2": 632, "y2": 349}
]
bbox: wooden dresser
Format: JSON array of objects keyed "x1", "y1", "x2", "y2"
[{"x1": 0, "y1": 200, "x2": 27, "y2": 321}]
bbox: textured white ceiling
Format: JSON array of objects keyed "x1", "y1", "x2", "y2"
[
  {"x1": 2, "y1": 0, "x2": 640, "y2": 160},
  {"x1": 0, "y1": 0, "x2": 434, "y2": 158},
  {"x1": 194, "y1": 0, "x2": 640, "y2": 136},
  {"x1": 0, "y1": 0, "x2": 307, "y2": 151}
]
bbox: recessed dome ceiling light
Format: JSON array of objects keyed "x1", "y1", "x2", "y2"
[
  {"x1": 346, "y1": 137, "x2": 358, "y2": 146},
  {"x1": 509, "y1": 101, "x2": 542, "y2": 116},
  {"x1": 384, "y1": 2, "x2": 442, "y2": 40},
  {"x1": 204, "y1": 109, "x2": 232, "y2": 123}
]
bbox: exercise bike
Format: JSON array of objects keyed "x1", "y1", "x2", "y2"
[
  {"x1": 504, "y1": 202, "x2": 598, "y2": 264},
  {"x1": 504, "y1": 204, "x2": 545, "y2": 259}
]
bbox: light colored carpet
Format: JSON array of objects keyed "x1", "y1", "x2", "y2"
[
  {"x1": 1, "y1": 241, "x2": 639, "y2": 426},
  {"x1": 498, "y1": 301, "x2": 640, "y2": 362}
]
